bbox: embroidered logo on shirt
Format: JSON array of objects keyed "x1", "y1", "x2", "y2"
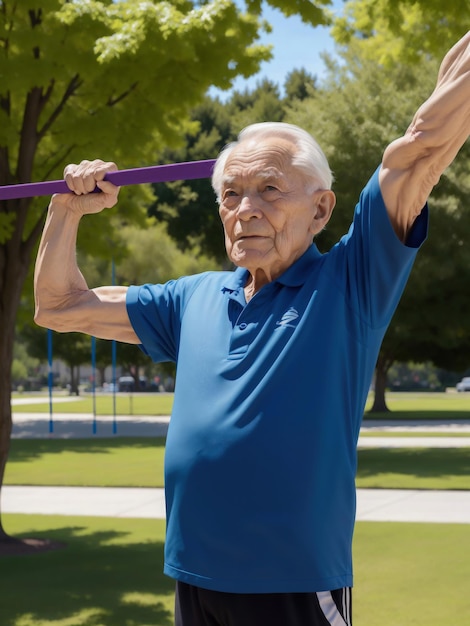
[{"x1": 276, "y1": 307, "x2": 300, "y2": 329}]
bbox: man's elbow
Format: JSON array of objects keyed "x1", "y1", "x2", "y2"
[{"x1": 34, "y1": 307, "x2": 71, "y2": 333}]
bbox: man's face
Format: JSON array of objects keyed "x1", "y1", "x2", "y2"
[{"x1": 219, "y1": 136, "x2": 332, "y2": 283}]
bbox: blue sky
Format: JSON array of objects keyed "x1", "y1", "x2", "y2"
[{"x1": 211, "y1": 0, "x2": 345, "y2": 100}]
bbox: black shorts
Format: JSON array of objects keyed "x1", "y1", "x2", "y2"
[{"x1": 175, "y1": 581, "x2": 352, "y2": 626}]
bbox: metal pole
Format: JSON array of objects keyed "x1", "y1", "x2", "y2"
[
  {"x1": 47, "y1": 329, "x2": 54, "y2": 434},
  {"x1": 112, "y1": 258, "x2": 117, "y2": 435},
  {"x1": 91, "y1": 336, "x2": 97, "y2": 434}
]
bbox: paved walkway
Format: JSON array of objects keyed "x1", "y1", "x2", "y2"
[
  {"x1": 3, "y1": 485, "x2": 470, "y2": 523},
  {"x1": 11, "y1": 412, "x2": 470, "y2": 441},
  {"x1": 6, "y1": 410, "x2": 470, "y2": 524},
  {"x1": 11, "y1": 413, "x2": 171, "y2": 439}
]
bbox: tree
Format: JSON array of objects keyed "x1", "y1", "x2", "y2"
[
  {"x1": 328, "y1": 0, "x2": 470, "y2": 410},
  {"x1": 333, "y1": 0, "x2": 470, "y2": 65},
  {"x1": 0, "y1": 0, "x2": 333, "y2": 544},
  {"x1": 12, "y1": 339, "x2": 40, "y2": 391},
  {"x1": 149, "y1": 79, "x2": 287, "y2": 261},
  {"x1": 22, "y1": 324, "x2": 92, "y2": 395},
  {"x1": 286, "y1": 51, "x2": 470, "y2": 411},
  {"x1": 284, "y1": 68, "x2": 317, "y2": 101}
]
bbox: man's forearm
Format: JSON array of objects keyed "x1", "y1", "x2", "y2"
[
  {"x1": 34, "y1": 197, "x2": 89, "y2": 328},
  {"x1": 380, "y1": 31, "x2": 470, "y2": 239}
]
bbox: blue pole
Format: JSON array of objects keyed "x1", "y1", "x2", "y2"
[
  {"x1": 91, "y1": 335, "x2": 97, "y2": 434},
  {"x1": 47, "y1": 329, "x2": 54, "y2": 434},
  {"x1": 112, "y1": 258, "x2": 117, "y2": 435},
  {"x1": 112, "y1": 340, "x2": 117, "y2": 434}
]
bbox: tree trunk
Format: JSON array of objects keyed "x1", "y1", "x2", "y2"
[
  {"x1": 69, "y1": 364, "x2": 80, "y2": 396},
  {"x1": 369, "y1": 354, "x2": 394, "y2": 413},
  {"x1": 0, "y1": 347, "x2": 13, "y2": 540},
  {"x1": 0, "y1": 276, "x2": 30, "y2": 539},
  {"x1": 0, "y1": 199, "x2": 38, "y2": 541}
]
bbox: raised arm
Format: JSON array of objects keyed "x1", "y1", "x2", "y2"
[
  {"x1": 34, "y1": 159, "x2": 140, "y2": 344},
  {"x1": 379, "y1": 31, "x2": 470, "y2": 241}
]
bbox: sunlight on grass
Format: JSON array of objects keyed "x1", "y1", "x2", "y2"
[
  {"x1": 2, "y1": 515, "x2": 469, "y2": 626},
  {"x1": 15, "y1": 609, "x2": 106, "y2": 626},
  {"x1": 364, "y1": 391, "x2": 470, "y2": 417},
  {"x1": 354, "y1": 522, "x2": 470, "y2": 626},
  {"x1": 12, "y1": 394, "x2": 174, "y2": 415},
  {"x1": 5, "y1": 436, "x2": 469, "y2": 490},
  {"x1": 5, "y1": 438, "x2": 166, "y2": 487},
  {"x1": 1, "y1": 515, "x2": 174, "y2": 626},
  {"x1": 121, "y1": 592, "x2": 161, "y2": 607}
]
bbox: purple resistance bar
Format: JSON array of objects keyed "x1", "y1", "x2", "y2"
[{"x1": 0, "y1": 159, "x2": 217, "y2": 201}]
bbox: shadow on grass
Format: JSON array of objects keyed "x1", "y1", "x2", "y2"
[
  {"x1": 8, "y1": 437, "x2": 166, "y2": 463},
  {"x1": 357, "y1": 448, "x2": 470, "y2": 482},
  {"x1": 0, "y1": 524, "x2": 174, "y2": 626},
  {"x1": 363, "y1": 410, "x2": 470, "y2": 421}
]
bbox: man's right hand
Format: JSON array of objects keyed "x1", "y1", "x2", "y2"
[{"x1": 59, "y1": 159, "x2": 120, "y2": 215}]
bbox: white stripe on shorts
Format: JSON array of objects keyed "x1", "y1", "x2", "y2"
[
  {"x1": 342, "y1": 588, "x2": 352, "y2": 626},
  {"x1": 317, "y1": 590, "x2": 349, "y2": 626}
]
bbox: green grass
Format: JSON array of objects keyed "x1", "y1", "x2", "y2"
[
  {"x1": 1, "y1": 515, "x2": 469, "y2": 626},
  {"x1": 5, "y1": 438, "x2": 166, "y2": 488},
  {"x1": 1, "y1": 515, "x2": 173, "y2": 626},
  {"x1": 4, "y1": 438, "x2": 469, "y2": 490},
  {"x1": 12, "y1": 393, "x2": 173, "y2": 415},
  {"x1": 352, "y1": 522, "x2": 470, "y2": 625},
  {"x1": 356, "y1": 448, "x2": 470, "y2": 490},
  {"x1": 363, "y1": 391, "x2": 470, "y2": 420}
]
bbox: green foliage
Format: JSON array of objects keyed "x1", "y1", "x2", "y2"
[
  {"x1": 148, "y1": 79, "x2": 289, "y2": 260},
  {"x1": 332, "y1": 0, "x2": 470, "y2": 67},
  {"x1": 114, "y1": 217, "x2": 218, "y2": 285},
  {"x1": 12, "y1": 340, "x2": 40, "y2": 388},
  {"x1": 0, "y1": 212, "x2": 15, "y2": 243},
  {"x1": 285, "y1": 49, "x2": 470, "y2": 376},
  {"x1": 284, "y1": 68, "x2": 317, "y2": 101}
]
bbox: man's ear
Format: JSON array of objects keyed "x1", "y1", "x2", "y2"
[{"x1": 309, "y1": 190, "x2": 336, "y2": 235}]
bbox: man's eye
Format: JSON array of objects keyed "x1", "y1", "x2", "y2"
[
  {"x1": 263, "y1": 185, "x2": 278, "y2": 193},
  {"x1": 223, "y1": 189, "x2": 238, "y2": 199}
]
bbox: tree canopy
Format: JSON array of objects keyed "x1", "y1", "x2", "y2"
[
  {"x1": 333, "y1": 0, "x2": 470, "y2": 66},
  {"x1": 286, "y1": 37, "x2": 470, "y2": 409}
]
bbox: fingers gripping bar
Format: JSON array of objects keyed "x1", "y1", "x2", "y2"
[{"x1": 0, "y1": 159, "x2": 217, "y2": 201}]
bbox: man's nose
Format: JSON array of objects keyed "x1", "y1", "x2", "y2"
[{"x1": 237, "y1": 193, "x2": 262, "y2": 220}]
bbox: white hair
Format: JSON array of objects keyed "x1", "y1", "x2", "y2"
[{"x1": 211, "y1": 122, "x2": 333, "y2": 203}]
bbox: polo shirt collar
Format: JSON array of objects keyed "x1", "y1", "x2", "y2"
[{"x1": 221, "y1": 244, "x2": 323, "y2": 294}]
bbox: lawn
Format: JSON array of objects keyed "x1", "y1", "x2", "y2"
[
  {"x1": 0, "y1": 515, "x2": 173, "y2": 626},
  {"x1": 1, "y1": 514, "x2": 469, "y2": 626},
  {"x1": 12, "y1": 393, "x2": 174, "y2": 416},
  {"x1": 355, "y1": 448, "x2": 470, "y2": 490},
  {"x1": 363, "y1": 391, "x2": 470, "y2": 420},
  {"x1": 4, "y1": 437, "x2": 470, "y2": 490},
  {"x1": 4, "y1": 438, "x2": 167, "y2": 488}
]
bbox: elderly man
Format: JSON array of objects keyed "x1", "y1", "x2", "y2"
[{"x1": 34, "y1": 32, "x2": 470, "y2": 626}]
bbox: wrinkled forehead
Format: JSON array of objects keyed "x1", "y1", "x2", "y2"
[{"x1": 222, "y1": 136, "x2": 298, "y2": 183}]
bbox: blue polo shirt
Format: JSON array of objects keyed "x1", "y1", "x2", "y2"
[{"x1": 126, "y1": 168, "x2": 428, "y2": 593}]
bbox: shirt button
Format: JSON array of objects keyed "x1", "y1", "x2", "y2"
[{"x1": 239, "y1": 323, "x2": 247, "y2": 330}]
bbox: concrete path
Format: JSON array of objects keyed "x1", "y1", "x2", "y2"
[
  {"x1": 3, "y1": 485, "x2": 470, "y2": 524},
  {"x1": 12, "y1": 412, "x2": 470, "y2": 442},
  {"x1": 11, "y1": 413, "x2": 171, "y2": 439}
]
